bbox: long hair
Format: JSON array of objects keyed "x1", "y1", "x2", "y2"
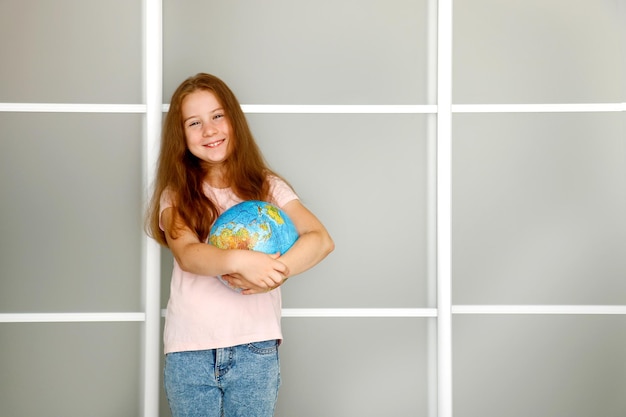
[{"x1": 145, "y1": 73, "x2": 280, "y2": 247}]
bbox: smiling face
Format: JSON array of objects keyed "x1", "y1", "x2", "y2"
[{"x1": 181, "y1": 89, "x2": 233, "y2": 169}]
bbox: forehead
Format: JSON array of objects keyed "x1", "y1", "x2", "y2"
[{"x1": 181, "y1": 89, "x2": 222, "y2": 116}]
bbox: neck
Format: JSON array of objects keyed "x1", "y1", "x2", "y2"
[{"x1": 205, "y1": 167, "x2": 229, "y2": 189}]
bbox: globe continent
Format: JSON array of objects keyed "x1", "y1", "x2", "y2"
[{"x1": 208, "y1": 200, "x2": 299, "y2": 291}]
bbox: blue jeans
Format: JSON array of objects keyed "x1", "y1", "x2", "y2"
[{"x1": 164, "y1": 340, "x2": 281, "y2": 417}]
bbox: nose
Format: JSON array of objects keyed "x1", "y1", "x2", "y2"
[{"x1": 202, "y1": 122, "x2": 217, "y2": 137}]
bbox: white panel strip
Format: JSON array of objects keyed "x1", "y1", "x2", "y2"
[
  {"x1": 0, "y1": 103, "x2": 146, "y2": 113},
  {"x1": 8, "y1": 306, "x2": 622, "y2": 323},
  {"x1": 242, "y1": 104, "x2": 437, "y2": 114},
  {"x1": 282, "y1": 308, "x2": 438, "y2": 318},
  {"x1": 0, "y1": 313, "x2": 145, "y2": 323},
  {"x1": 4, "y1": 103, "x2": 624, "y2": 115},
  {"x1": 152, "y1": 102, "x2": 626, "y2": 116},
  {"x1": 453, "y1": 305, "x2": 626, "y2": 315},
  {"x1": 160, "y1": 308, "x2": 436, "y2": 318},
  {"x1": 162, "y1": 104, "x2": 437, "y2": 114},
  {"x1": 426, "y1": 2, "x2": 439, "y2": 417},
  {"x1": 437, "y1": 0, "x2": 454, "y2": 417},
  {"x1": 453, "y1": 103, "x2": 626, "y2": 113},
  {"x1": 142, "y1": 1, "x2": 163, "y2": 417}
]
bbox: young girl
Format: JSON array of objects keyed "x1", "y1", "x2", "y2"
[{"x1": 146, "y1": 73, "x2": 334, "y2": 417}]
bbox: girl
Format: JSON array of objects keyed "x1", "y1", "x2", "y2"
[{"x1": 146, "y1": 73, "x2": 334, "y2": 417}]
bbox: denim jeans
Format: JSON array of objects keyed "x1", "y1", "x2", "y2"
[{"x1": 164, "y1": 340, "x2": 281, "y2": 417}]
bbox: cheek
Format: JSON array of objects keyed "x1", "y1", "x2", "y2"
[
  {"x1": 226, "y1": 137, "x2": 235, "y2": 156},
  {"x1": 184, "y1": 134, "x2": 202, "y2": 158},
  {"x1": 184, "y1": 130, "x2": 200, "y2": 147}
]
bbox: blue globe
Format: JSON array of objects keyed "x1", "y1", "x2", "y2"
[{"x1": 209, "y1": 200, "x2": 299, "y2": 291}]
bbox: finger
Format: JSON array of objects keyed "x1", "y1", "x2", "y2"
[
  {"x1": 241, "y1": 287, "x2": 266, "y2": 296},
  {"x1": 267, "y1": 273, "x2": 284, "y2": 286},
  {"x1": 272, "y1": 259, "x2": 289, "y2": 277}
]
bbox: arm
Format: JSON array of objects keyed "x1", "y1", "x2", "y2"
[
  {"x1": 161, "y1": 207, "x2": 289, "y2": 292},
  {"x1": 278, "y1": 199, "x2": 335, "y2": 277},
  {"x1": 224, "y1": 199, "x2": 334, "y2": 294}
]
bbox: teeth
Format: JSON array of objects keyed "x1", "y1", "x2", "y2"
[{"x1": 206, "y1": 139, "x2": 224, "y2": 148}]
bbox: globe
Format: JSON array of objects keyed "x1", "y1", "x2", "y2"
[{"x1": 208, "y1": 200, "x2": 299, "y2": 291}]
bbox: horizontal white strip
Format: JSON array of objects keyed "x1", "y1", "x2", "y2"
[
  {"x1": 282, "y1": 308, "x2": 438, "y2": 318},
  {"x1": 157, "y1": 308, "x2": 437, "y2": 318},
  {"x1": 0, "y1": 103, "x2": 147, "y2": 113},
  {"x1": 159, "y1": 104, "x2": 438, "y2": 114},
  {"x1": 453, "y1": 305, "x2": 626, "y2": 315},
  {"x1": 3, "y1": 103, "x2": 625, "y2": 114},
  {"x1": 452, "y1": 103, "x2": 626, "y2": 113},
  {"x1": 3, "y1": 306, "x2": 625, "y2": 323},
  {"x1": 0, "y1": 312, "x2": 146, "y2": 323},
  {"x1": 240, "y1": 104, "x2": 437, "y2": 114}
]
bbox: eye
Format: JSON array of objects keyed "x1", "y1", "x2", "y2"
[
  {"x1": 187, "y1": 120, "x2": 200, "y2": 127},
  {"x1": 213, "y1": 113, "x2": 224, "y2": 120}
]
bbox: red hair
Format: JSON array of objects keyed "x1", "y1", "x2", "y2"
[{"x1": 146, "y1": 73, "x2": 282, "y2": 246}]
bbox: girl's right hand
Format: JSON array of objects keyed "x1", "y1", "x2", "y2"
[{"x1": 223, "y1": 251, "x2": 289, "y2": 294}]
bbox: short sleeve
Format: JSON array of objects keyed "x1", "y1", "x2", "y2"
[
  {"x1": 158, "y1": 188, "x2": 175, "y2": 232},
  {"x1": 268, "y1": 176, "x2": 298, "y2": 208}
]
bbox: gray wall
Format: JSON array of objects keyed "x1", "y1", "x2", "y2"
[{"x1": 1, "y1": 1, "x2": 625, "y2": 417}]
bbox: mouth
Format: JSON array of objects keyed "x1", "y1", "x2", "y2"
[{"x1": 204, "y1": 139, "x2": 225, "y2": 148}]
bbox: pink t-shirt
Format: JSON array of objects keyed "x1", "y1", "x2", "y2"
[{"x1": 159, "y1": 176, "x2": 298, "y2": 354}]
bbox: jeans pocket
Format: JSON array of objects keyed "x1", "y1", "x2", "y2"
[{"x1": 246, "y1": 339, "x2": 278, "y2": 355}]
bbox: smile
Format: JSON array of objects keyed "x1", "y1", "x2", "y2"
[{"x1": 205, "y1": 139, "x2": 225, "y2": 148}]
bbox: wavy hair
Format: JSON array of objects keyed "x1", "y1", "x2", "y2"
[{"x1": 145, "y1": 73, "x2": 280, "y2": 247}]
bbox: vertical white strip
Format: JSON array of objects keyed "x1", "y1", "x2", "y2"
[
  {"x1": 426, "y1": 1, "x2": 439, "y2": 417},
  {"x1": 437, "y1": 1, "x2": 453, "y2": 417},
  {"x1": 142, "y1": 1, "x2": 162, "y2": 417}
]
